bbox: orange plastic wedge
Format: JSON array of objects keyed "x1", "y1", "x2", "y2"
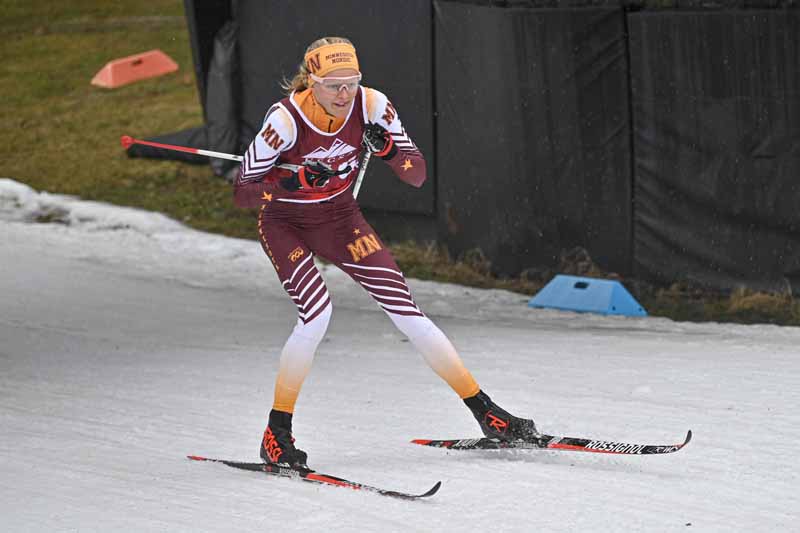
[{"x1": 91, "y1": 49, "x2": 178, "y2": 89}]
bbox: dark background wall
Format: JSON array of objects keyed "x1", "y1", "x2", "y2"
[
  {"x1": 184, "y1": 0, "x2": 232, "y2": 118},
  {"x1": 181, "y1": 0, "x2": 800, "y2": 292},
  {"x1": 629, "y1": 10, "x2": 800, "y2": 293},
  {"x1": 435, "y1": 3, "x2": 632, "y2": 276}
]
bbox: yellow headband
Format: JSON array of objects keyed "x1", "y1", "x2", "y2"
[{"x1": 304, "y1": 43, "x2": 360, "y2": 83}]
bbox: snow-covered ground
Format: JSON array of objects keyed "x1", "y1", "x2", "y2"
[{"x1": 1, "y1": 178, "x2": 798, "y2": 532}]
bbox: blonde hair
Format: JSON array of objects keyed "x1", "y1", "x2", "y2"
[{"x1": 281, "y1": 36, "x2": 355, "y2": 95}]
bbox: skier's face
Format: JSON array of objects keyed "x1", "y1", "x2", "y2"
[{"x1": 311, "y1": 68, "x2": 359, "y2": 118}]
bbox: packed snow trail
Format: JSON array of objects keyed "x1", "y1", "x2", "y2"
[{"x1": 1, "y1": 179, "x2": 798, "y2": 531}]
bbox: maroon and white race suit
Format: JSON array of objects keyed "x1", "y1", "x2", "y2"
[{"x1": 234, "y1": 87, "x2": 479, "y2": 414}]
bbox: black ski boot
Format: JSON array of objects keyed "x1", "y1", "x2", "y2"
[
  {"x1": 464, "y1": 390, "x2": 540, "y2": 441},
  {"x1": 260, "y1": 409, "x2": 309, "y2": 468}
]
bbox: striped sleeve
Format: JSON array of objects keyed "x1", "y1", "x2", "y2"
[
  {"x1": 238, "y1": 104, "x2": 295, "y2": 183},
  {"x1": 365, "y1": 88, "x2": 427, "y2": 188}
]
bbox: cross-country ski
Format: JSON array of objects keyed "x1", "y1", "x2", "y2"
[
  {"x1": 187, "y1": 455, "x2": 441, "y2": 500},
  {"x1": 412, "y1": 430, "x2": 692, "y2": 454}
]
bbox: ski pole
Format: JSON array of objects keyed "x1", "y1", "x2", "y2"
[
  {"x1": 352, "y1": 150, "x2": 371, "y2": 199},
  {"x1": 120, "y1": 135, "x2": 301, "y2": 172},
  {"x1": 120, "y1": 135, "x2": 243, "y2": 162},
  {"x1": 120, "y1": 135, "x2": 370, "y2": 197}
]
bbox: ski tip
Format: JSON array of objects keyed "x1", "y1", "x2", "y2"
[
  {"x1": 684, "y1": 430, "x2": 693, "y2": 445},
  {"x1": 187, "y1": 455, "x2": 208, "y2": 461},
  {"x1": 411, "y1": 439, "x2": 431, "y2": 445},
  {"x1": 424, "y1": 481, "x2": 442, "y2": 497}
]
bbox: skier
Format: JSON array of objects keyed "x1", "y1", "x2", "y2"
[{"x1": 233, "y1": 37, "x2": 538, "y2": 469}]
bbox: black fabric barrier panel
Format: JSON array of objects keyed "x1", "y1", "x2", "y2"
[
  {"x1": 234, "y1": 0, "x2": 434, "y2": 214},
  {"x1": 629, "y1": 11, "x2": 800, "y2": 293},
  {"x1": 205, "y1": 20, "x2": 240, "y2": 177},
  {"x1": 183, "y1": 0, "x2": 233, "y2": 117},
  {"x1": 435, "y1": 2, "x2": 632, "y2": 276}
]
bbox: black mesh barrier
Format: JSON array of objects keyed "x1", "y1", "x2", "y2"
[
  {"x1": 234, "y1": 0, "x2": 435, "y2": 214},
  {"x1": 177, "y1": 1, "x2": 800, "y2": 291},
  {"x1": 629, "y1": 10, "x2": 800, "y2": 292},
  {"x1": 183, "y1": 0, "x2": 233, "y2": 113},
  {"x1": 435, "y1": 2, "x2": 632, "y2": 276},
  {"x1": 204, "y1": 20, "x2": 239, "y2": 177}
]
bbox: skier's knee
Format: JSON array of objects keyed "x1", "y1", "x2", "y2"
[
  {"x1": 389, "y1": 313, "x2": 436, "y2": 342},
  {"x1": 293, "y1": 301, "x2": 332, "y2": 342}
]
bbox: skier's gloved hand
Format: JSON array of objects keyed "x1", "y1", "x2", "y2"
[
  {"x1": 280, "y1": 161, "x2": 350, "y2": 191},
  {"x1": 362, "y1": 123, "x2": 397, "y2": 160}
]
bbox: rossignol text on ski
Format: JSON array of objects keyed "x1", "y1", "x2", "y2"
[{"x1": 412, "y1": 430, "x2": 692, "y2": 455}]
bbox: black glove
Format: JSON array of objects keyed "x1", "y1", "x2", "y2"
[
  {"x1": 280, "y1": 161, "x2": 350, "y2": 191},
  {"x1": 362, "y1": 123, "x2": 397, "y2": 160}
]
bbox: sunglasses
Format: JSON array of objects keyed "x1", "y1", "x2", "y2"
[{"x1": 309, "y1": 72, "x2": 362, "y2": 94}]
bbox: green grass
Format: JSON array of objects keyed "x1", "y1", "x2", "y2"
[
  {"x1": 0, "y1": 1, "x2": 255, "y2": 238},
  {"x1": 2, "y1": 1, "x2": 798, "y2": 327}
]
